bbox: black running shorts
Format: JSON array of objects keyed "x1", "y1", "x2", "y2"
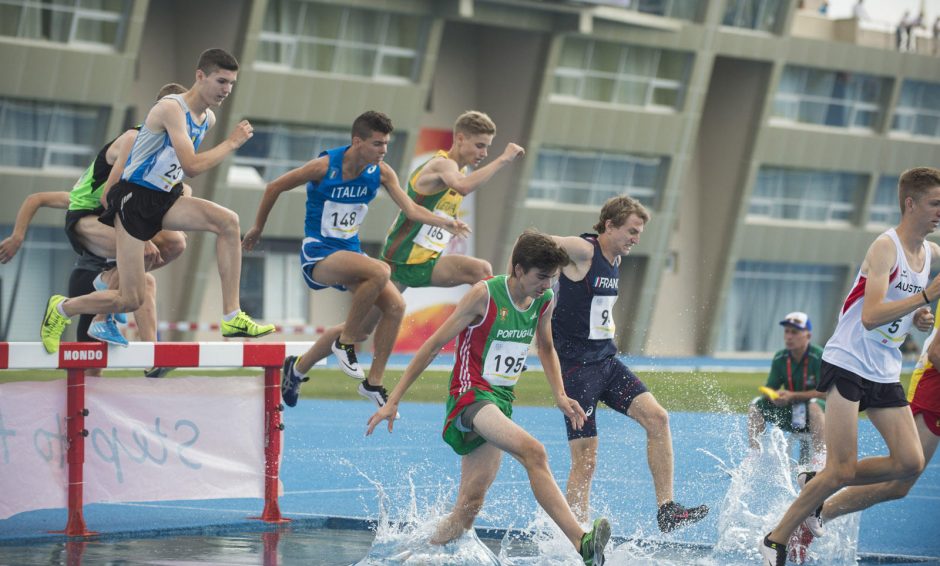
[
  {"x1": 560, "y1": 356, "x2": 649, "y2": 440},
  {"x1": 817, "y1": 360, "x2": 908, "y2": 412},
  {"x1": 99, "y1": 180, "x2": 183, "y2": 241}
]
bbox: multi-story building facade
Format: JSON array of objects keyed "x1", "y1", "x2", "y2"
[{"x1": 2, "y1": 0, "x2": 938, "y2": 356}]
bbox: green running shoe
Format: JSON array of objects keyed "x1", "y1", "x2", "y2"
[
  {"x1": 220, "y1": 311, "x2": 275, "y2": 338},
  {"x1": 580, "y1": 517, "x2": 611, "y2": 566},
  {"x1": 40, "y1": 295, "x2": 71, "y2": 353}
]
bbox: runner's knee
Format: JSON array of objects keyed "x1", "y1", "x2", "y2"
[
  {"x1": 518, "y1": 438, "x2": 549, "y2": 470},
  {"x1": 895, "y1": 451, "x2": 925, "y2": 479},
  {"x1": 639, "y1": 404, "x2": 669, "y2": 433}
]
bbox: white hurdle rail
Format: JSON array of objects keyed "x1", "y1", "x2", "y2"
[{"x1": 0, "y1": 341, "x2": 310, "y2": 536}]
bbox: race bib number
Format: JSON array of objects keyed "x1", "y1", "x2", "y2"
[
  {"x1": 142, "y1": 147, "x2": 184, "y2": 192},
  {"x1": 413, "y1": 210, "x2": 454, "y2": 252},
  {"x1": 321, "y1": 201, "x2": 368, "y2": 239},
  {"x1": 482, "y1": 340, "x2": 529, "y2": 387},
  {"x1": 589, "y1": 295, "x2": 617, "y2": 340},
  {"x1": 865, "y1": 316, "x2": 909, "y2": 348}
]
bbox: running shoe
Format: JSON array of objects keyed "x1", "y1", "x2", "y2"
[
  {"x1": 759, "y1": 534, "x2": 787, "y2": 566},
  {"x1": 40, "y1": 295, "x2": 71, "y2": 353},
  {"x1": 657, "y1": 501, "x2": 709, "y2": 533},
  {"x1": 144, "y1": 366, "x2": 174, "y2": 378},
  {"x1": 332, "y1": 338, "x2": 365, "y2": 379},
  {"x1": 797, "y1": 471, "x2": 825, "y2": 537},
  {"x1": 579, "y1": 517, "x2": 611, "y2": 566},
  {"x1": 88, "y1": 314, "x2": 129, "y2": 347},
  {"x1": 220, "y1": 311, "x2": 275, "y2": 338},
  {"x1": 358, "y1": 382, "x2": 400, "y2": 419},
  {"x1": 92, "y1": 274, "x2": 126, "y2": 324},
  {"x1": 281, "y1": 355, "x2": 308, "y2": 408}
]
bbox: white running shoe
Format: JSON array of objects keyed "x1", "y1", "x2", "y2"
[{"x1": 332, "y1": 338, "x2": 365, "y2": 379}]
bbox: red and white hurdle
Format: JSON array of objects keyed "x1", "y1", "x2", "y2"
[{"x1": 0, "y1": 341, "x2": 310, "y2": 536}]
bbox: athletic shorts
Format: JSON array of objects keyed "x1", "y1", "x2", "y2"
[
  {"x1": 443, "y1": 385, "x2": 514, "y2": 455},
  {"x1": 911, "y1": 405, "x2": 940, "y2": 437},
  {"x1": 99, "y1": 181, "x2": 183, "y2": 241},
  {"x1": 68, "y1": 267, "x2": 100, "y2": 342},
  {"x1": 560, "y1": 356, "x2": 649, "y2": 440},
  {"x1": 64, "y1": 207, "x2": 105, "y2": 256},
  {"x1": 752, "y1": 396, "x2": 824, "y2": 433},
  {"x1": 388, "y1": 258, "x2": 437, "y2": 288},
  {"x1": 299, "y1": 237, "x2": 367, "y2": 291},
  {"x1": 817, "y1": 361, "x2": 908, "y2": 412}
]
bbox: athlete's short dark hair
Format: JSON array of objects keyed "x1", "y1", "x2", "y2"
[
  {"x1": 594, "y1": 195, "x2": 650, "y2": 233},
  {"x1": 511, "y1": 229, "x2": 570, "y2": 274},
  {"x1": 352, "y1": 111, "x2": 394, "y2": 140},
  {"x1": 197, "y1": 48, "x2": 239, "y2": 75},
  {"x1": 899, "y1": 167, "x2": 940, "y2": 215},
  {"x1": 156, "y1": 83, "x2": 187, "y2": 100}
]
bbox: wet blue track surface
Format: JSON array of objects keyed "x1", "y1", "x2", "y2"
[{"x1": 1, "y1": 397, "x2": 937, "y2": 561}]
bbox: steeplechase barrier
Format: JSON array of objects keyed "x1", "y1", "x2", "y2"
[
  {"x1": 126, "y1": 322, "x2": 328, "y2": 334},
  {"x1": 0, "y1": 341, "x2": 310, "y2": 536}
]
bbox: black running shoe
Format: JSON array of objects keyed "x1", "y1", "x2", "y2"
[
  {"x1": 144, "y1": 366, "x2": 174, "y2": 378},
  {"x1": 657, "y1": 501, "x2": 709, "y2": 533},
  {"x1": 358, "y1": 381, "x2": 400, "y2": 419},
  {"x1": 797, "y1": 470, "x2": 825, "y2": 537},
  {"x1": 281, "y1": 355, "x2": 308, "y2": 408}
]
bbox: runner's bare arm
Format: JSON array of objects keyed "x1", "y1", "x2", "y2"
[
  {"x1": 155, "y1": 101, "x2": 251, "y2": 178},
  {"x1": 0, "y1": 192, "x2": 71, "y2": 263},
  {"x1": 243, "y1": 156, "x2": 329, "y2": 251},
  {"x1": 381, "y1": 162, "x2": 469, "y2": 237},
  {"x1": 536, "y1": 299, "x2": 586, "y2": 430},
  {"x1": 366, "y1": 282, "x2": 488, "y2": 435},
  {"x1": 100, "y1": 129, "x2": 139, "y2": 205},
  {"x1": 417, "y1": 143, "x2": 525, "y2": 196}
]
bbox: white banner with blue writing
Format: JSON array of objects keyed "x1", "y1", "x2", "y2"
[{"x1": 0, "y1": 376, "x2": 269, "y2": 520}]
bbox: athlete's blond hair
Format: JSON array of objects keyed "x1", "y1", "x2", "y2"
[{"x1": 454, "y1": 111, "x2": 496, "y2": 137}]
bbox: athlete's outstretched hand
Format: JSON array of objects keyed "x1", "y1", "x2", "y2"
[
  {"x1": 242, "y1": 226, "x2": 263, "y2": 251},
  {"x1": 0, "y1": 234, "x2": 23, "y2": 263},
  {"x1": 366, "y1": 402, "x2": 400, "y2": 435},
  {"x1": 914, "y1": 306, "x2": 934, "y2": 332},
  {"x1": 447, "y1": 219, "x2": 471, "y2": 239},
  {"x1": 556, "y1": 395, "x2": 586, "y2": 431}
]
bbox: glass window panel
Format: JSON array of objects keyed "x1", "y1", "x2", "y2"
[
  {"x1": 295, "y1": 42, "x2": 334, "y2": 72},
  {"x1": 652, "y1": 87, "x2": 678, "y2": 108},
  {"x1": 263, "y1": 0, "x2": 301, "y2": 34},
  {"x1": 378, "y1": 53, "x2": 415, "y2": 79},
  {"x1": 554, "y1": 75, "x2": 581, "y2": 98},
  {"x1": 75, "y1": 17, "x2": 119, "y2": 44},
  {"x1": 656, "y1": 52, "x2": 686, "y2": 81},
  {"x1": 333, "y1": 46, "x2": 376, "y2": 76},
  {"x1": 774, "y1": 65, "x2": 886, "y2": 131},
  {"x1": 749, "y1": 166, "x2": 863, "y2": 224},
  {"x1": 0, "y1": 4, "x2": 22, "y2": 36},
  {"x1": 892, "y1": 80, "x2": 940, "y2": 139},
  {"x1": 590, "y1": 41, "x2": 622, "y2": 74},
  {"x1": 384, "y1": 14, "x2": 420, "y2": 49},
  {"x1": 258, "y1": 38, "x2": 290, "y2": 65},
  {"x1": 623, "y1": 46, "x2": 655, "y2": 76},
  {"x1": 302, "y1": 5, "x2": 341, "y2": 39},
  {"x1": 558, "y1": 37, "x2": 588, "y2": 68},
  {"x1": 582, "y1": 77, "x2": 616, "y2": 102},
  {"x1": 614, "y1": 80, "x2": 647, "y2": 105}
]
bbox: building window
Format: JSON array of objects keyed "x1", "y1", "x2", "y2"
[
  {"x1": 717, "y1": 261, "x2": 844, "y2": 353},
  {"x1": 527, "y1": 148, "x2": 667, "y2": 209},
  {"x1": 257, "y1": 1, "x2": 428, "y2": 82},
  {"x1": 748, "y1": 167, "x2": 865, "y2": 225},
  {"x1": 722, "y1": 0, "x2": 784, "y2": 32},
  {"x1": 773, "y1": 66, "x2": 886, "y2": 131},
  {"x1": 229, "y1": 121, "x2": 406, "y2": 186},
  {"x1": 241, "y1": 240, "x2": 310, "y2": 324},
  {"x1": 0, "y1": 0, "x2": 130, "y2": 49},
  {"x1": 578, "y1": 0, "x2": 702, "y2": 21},
  {"x1": 552, "y1": 37, "x2": 690, "y2": 111},
  {"x1": 868, "y1": 175, "x2": 901, "y2": 227},
  {"x1": 891, "y1": 80, "x2": 940, "y2": 139},
  {"x1": 0, "y1": 97, "x2": 107, "y2": 170}
]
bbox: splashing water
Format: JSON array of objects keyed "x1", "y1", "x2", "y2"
[{"x1": 705, "y1": 427, "x2": 861, "y2": 566}]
